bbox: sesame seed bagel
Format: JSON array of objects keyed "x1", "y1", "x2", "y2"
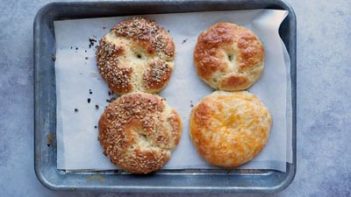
[
  {"x1": 190, "y1": 91, "x2": 272, "y2": 168},
  {"x1": 194, "y1": 22, "x2": 264, "y2": 91},
  {"x1": 98, "y1": 92, "x2": 182, "y2": 174},
  {"x1": 96, "y1": 17, "x2": 175, "y2": 94}
]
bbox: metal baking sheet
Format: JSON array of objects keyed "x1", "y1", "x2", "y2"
[{"x1": 34, "y1": 0, "x2": 296, "y2": 193}]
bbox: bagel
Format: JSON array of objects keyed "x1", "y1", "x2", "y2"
[
  {"x1": 98, "y1": 92, "x2": 182, "y2": 174},
  {"x1": 96, "y1": 17, "x2": 175, "y2": 94},
  {"x1": 190, "y1": 91, "x2": 272, "y2": 168},
  {"x1": 194, "y1": 22, "x2": 264, "y2": 91}
]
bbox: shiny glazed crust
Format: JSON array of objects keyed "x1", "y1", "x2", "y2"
[
  {"x1": 98, "y1": 92, "x2": 182, "y2": 174},
  {"x1": 190, "y1": 91, "x2": 272, "y2": 168},
  {"x1": 194, "y1": 22, "x2": 264, "y2": 91},
  {"x1": 96, "y1": 17, "x2": 175, "y2": 94}
]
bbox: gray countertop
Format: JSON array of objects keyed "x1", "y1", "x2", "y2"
[{"x1": 0, "y1": 0, "x2": 350, "y2": 196}]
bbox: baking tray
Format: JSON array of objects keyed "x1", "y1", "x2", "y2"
[{"x1": 34, "y1": 0, "x2": 296, "y2": 193}]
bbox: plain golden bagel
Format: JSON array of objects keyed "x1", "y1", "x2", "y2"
[
  {"x1": 194, "y1": 22, "x2": 264, "y2": 91},
  {"x1": 98, "y1": 92, "x2": 182, "y2": 174},
  {"x1": 96, "y1": 17, "x2": 175, "y2": 94},
  {"x1": 190, "y1": 91, "x2": 272, "y2": 168}
]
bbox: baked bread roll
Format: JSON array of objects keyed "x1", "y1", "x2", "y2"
[
  {"x1": 98, "y1": 92, "x2": 182, "y2": 174},
  {"x1": 190, "y1": 91, "x2": 272, "y2": 168},
  {"x1": 96, "y1": 17, "x2": 175, "y2": 94},
  {"x1": 194, "y1": 22, "x2": 264, "y2": 91}
]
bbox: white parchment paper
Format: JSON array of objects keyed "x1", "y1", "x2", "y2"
[{"x1": 55, "y1": 9, "x2": 292, "y2": 172}]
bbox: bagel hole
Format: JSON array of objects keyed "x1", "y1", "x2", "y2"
[
  {"x1": 228, "y1": 54, "x2": 234, "y2": 62},
  {"x1": 226, "y1": 52, "x2": 237, "y2": 71},
  {"x1": 137, "y1": 133, "x2": 152, "y2": 148},
  {"x1": 140, "y1": 134, "x2": 147, "y2": 140},
  {"x1": 136, "y1": 53, "x2": 143, "y2": 59}
]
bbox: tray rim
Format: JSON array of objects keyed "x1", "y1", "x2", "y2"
[{"x1": 34, "y1": 0, "x2": 297, "y2": 193}]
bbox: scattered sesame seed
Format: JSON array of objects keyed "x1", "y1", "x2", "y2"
[
  {"x1": 106, "y1": 97, "x2": 117, "y2": 103},
  {"x1": 85, "y1": 57, "x2": 88, "y2": 60},
  {"x1": 74, "y1": 108, "x2": 78, "y2": 112},
  {"x1": 89, "y1": 37, "x2": 97, "y2": 48},
  {"x1": 182, "y1": 39, "x2": 187, "y2": 44},
  {"x1": 75, "y1": 47, "x2": 79, "y2": 50},
  {"x1": 95, "y1": 105, "x2": 99, "y2": 110},
  {"x1": 87, "y1": 98, "x2": 91, "y2": 103},
  {"x1": 51, "y1": 54, "x2": 56, "y2": 62},
  {"x1": 94, "y1": 125, "x2": 97, "y2": 129},
  {"x1": 89, "y1": 89, "x2": 93, "y2": 94}
]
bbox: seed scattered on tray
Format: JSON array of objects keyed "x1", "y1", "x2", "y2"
[
  {"x1": 85, "y1": 50, "x2": 87, "y2": 53},
  {"x1": 89, "y1": 89, "x2": 93, "y2": 94},
  {"x1": 182, "y1": 39, "x2": 187, "y2": 44},
  {"x1": 95, "y1": 105, "x2": 99, "y2": 110},
  {"x1": 76, "y1": 47, "x2": 79, "y2": 50},
  {"x1": 51, "y1": 54, "x2": 56, "y2": 62},
  {"x1": 70, "y1": 46, "x2": 73, "y2": 49},
  {"x1": 102, "y1": 26, "x2": 107, "y2": 30},
  {"x1": 106, "y1": 97, "x2": 117, "y2": 103},
  {"x1": 85, "y1": 57, "x2": 88, "y2": 60},
  {"x1": 94, "y1": 125, "x2": 97, "y2": 129},
  {"x1": 89, "y1": 37, "x2": 97, "y2": 48},
  {"x1": 108, "y1": 91, "x2": 112, "y2": 96},
  {"x1": 87, "y1": 98, "x2": 91, "y2": 103},
  {"x1": 74, "y1": 108, "x2": 79, "y2": 112},
  {"x1": 190, "y1": 100, "x2": 194, "y2": 107}
]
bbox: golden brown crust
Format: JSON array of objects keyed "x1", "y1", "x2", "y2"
[
  {"x1": 190, "y1": 91, "x2": 272, "y2": 168},
  {"x1": 194, "y1": 22, "x2": 264, "y2": 91},
  {"x1": 96, "y1": 17, "x2": 175, "y2": 95},
  {"x1": 99, "y1": 92, "x2": 182, "y2": 174}
]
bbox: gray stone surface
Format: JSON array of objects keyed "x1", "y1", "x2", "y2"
[{"x1": 0, "y1": 0, "x2": 350, "y2": 196}]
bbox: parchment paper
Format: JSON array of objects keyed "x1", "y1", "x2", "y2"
[{"x1": 55, "y1": 9, "x2": 292, "y2": 172}]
